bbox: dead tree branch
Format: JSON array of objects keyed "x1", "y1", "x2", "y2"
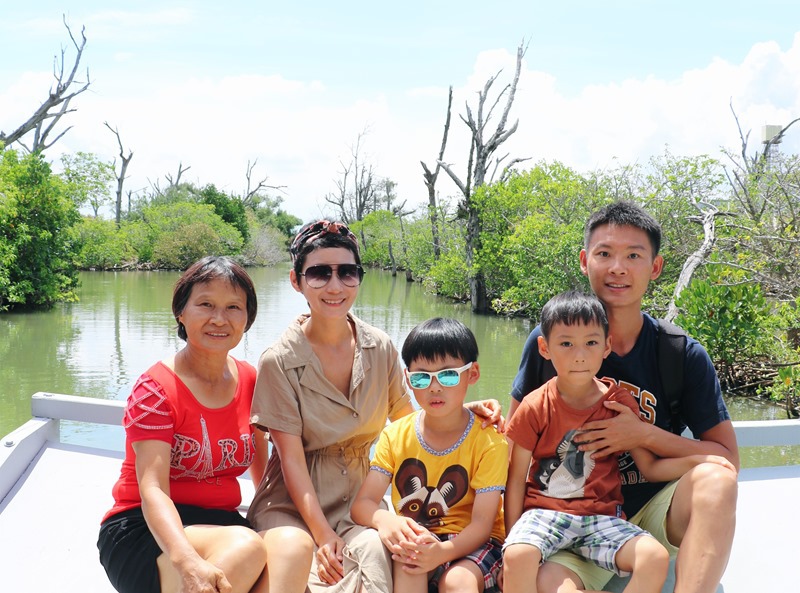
[
  {"x1": 0, "y1": 16, "x2": 90, "y2": 152},
  {"x1": 104, "y1": 122, "x2": 134, "y2": 227}
]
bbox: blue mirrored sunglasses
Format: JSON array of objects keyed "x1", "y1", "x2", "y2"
[{"x1": 406, "y1": 362, "x2": 473, "y2": 389}]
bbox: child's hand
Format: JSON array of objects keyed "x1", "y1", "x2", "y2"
[
  {"x1": 693, "y1": 454, "x2": 737, "y2": 474},
  {"x1": 375, "y1": 514, "x2": 428, "y2": 555},
  {"x1": 394, "y1": 532, "x2": 446, "y2": 574}
]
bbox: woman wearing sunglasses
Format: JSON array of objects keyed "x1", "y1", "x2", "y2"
[{"x1": 247, "y1": 220, "x2": 503, "y2": 593}]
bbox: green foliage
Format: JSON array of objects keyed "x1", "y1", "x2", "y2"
[
  {"x1": 403, "y1": 215, "x2": 440, "y2": 279},
  {"x1": 73, "y1": 217, "x2": 134, "y2": 269},
  {"x1": 60, "y1": 152, "x2": 116, "y2": 217},
  {"x1": 424, "y1": 248, "x2": 470, "y2": 301},
  {"x1": 240, "y1": 219, "x2": 288, "y2": 266},
  {"x1": 0, "y1": 149, "x2": 81, "y2": 310},
  {"x1": 675, "y1": 266, "x2": 774, "y2": 385},
  {"x1": 251, "y1": 194, "x2": 302, "y2": 237},
  {"x1": 472, "y1": 164, "x2": 603, "y2": 316},
  {"x1": 198, "y1": 184, "x2": 250, "y2": 243},
  {"x1": 492, "y1": 214, "x2": 588, "y2": 316},
  {"x1": 352, "y1": 211, "x2": 401, "y2": 268},
  {"x1": 131, "y1": 202, "x2": 243, "y2": 269}
]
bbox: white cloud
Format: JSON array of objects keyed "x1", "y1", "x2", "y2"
[{"x1": 3, "y1": 33, "x2": 800, "y2": 222}]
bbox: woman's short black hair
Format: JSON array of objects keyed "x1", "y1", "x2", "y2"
[
  {"x1": 290, "y1": 220, "x2": 362, "y2": 276},
  {"x1": 401, "y1": 317, "x2": 479, "y2": 367},
  {"x1": 540, "y1": 290, "x2": 608, "y2": 340},
  {"x1": 172, "y1": 256, "x2": 257, "y2": 340}
]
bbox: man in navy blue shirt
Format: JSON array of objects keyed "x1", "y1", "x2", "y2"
[{"x1": 507, "y1": 202, "x2": 738, "y2": 593}]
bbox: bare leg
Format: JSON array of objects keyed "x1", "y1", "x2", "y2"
[
  {"x1": 614, "y1": 535, "x2": 669, "y2": 593},
  {"x1": 157, "y1": 525, "x2": 267, "y2": 593},
  {"x1": 258, "y1": 525, "x2": 314, "y2": 593},
  {"x1": 537, "y1": 561, "x2": 610, "y2": 593},
  {"x1": 393, "y1": 560, "x2": 427, "y2": 593},
  {"x1": 503, "y1": 544, "x2": 542, "y2": 593},
  {"x1": 667, "y1": 463, "x2": 737, "y2": 593},
  {"x1": 438, "y1": 559, "x2": 485, "y2": 592}
]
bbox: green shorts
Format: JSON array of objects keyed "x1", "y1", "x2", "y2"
[{"x1": 547, "y1": 481, "x2": 679, "y2": 591}]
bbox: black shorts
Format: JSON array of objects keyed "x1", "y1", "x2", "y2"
[{"x1": 97, "y1": 504, "x2": 251, "y2": 593}]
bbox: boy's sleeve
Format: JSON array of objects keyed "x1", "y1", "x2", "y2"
[
  {"x1": 505, "y1": 398, "x2": 540, "y2": 451},
  {"x1": 370, "y1": 425, "x2": 396, "y2": 477},
  {"x1": 472, "y1": 431, "x2": 509, "y2": 492}
]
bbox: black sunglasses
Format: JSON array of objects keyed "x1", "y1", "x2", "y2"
[{"x1": 299, "y1": 264, "x2": 365, "y2": 288}]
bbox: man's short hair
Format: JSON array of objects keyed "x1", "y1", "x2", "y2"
[
  {"x1": 401, "y1": 317, "x2": 479, "y2": 367},
  {"x1": 584, "y1": 201, "x2": 662, "y2": 256},
  {"x1": 540, "y1": 290, "x2": 608, "y2": 340}
]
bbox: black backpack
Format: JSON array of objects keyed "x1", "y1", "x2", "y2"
[{"x1": 532, "y1": 319, "x2": 687, "y2": 435}]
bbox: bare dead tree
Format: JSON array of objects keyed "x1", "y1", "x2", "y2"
[
  {"x1": 438, "y1": 41, "x2": 528, "y2": 313},
  {"x1": 720, "y1": 106, "x2": 800, "y2": 301},
  {"x1": 165, "y1": 162, "x2": 191, "y2": 188},
  {"x1": 420, "y1": 86, "x2": 453, "y2": 260},
  {"x1": 725, "y1": 101, "x2": 800, "y2": 224},
  {"x1": 665, "y1": 202, "x2": 728, "y2": 321},
  {"x1": 325, "y1": 158, "x2": 352, "y2": 223},
  {"x1": 242, "y1": 159, "x2": 286, "y2": 208},
  {"x1": 324, "y1": 130, "x2": 378, "y2": 224},
  {"x1": 0, "y1": 16, "x2": 91, "y2": 153},
  {"x1": 104, "y1": 122, "x2": 134, "y2": 227}
]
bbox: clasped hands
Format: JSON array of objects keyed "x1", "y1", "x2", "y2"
[{"x1": 376, "y1": 514, "x2": 445, "y2": 574}]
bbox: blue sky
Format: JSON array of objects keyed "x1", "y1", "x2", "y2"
[{"x1": 2, "y1": 2, "x2": 800, "y2": 220}]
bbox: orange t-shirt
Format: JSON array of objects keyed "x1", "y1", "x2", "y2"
[{"x1": 506, "y1": 377, "x2": 640, "y2": 519}]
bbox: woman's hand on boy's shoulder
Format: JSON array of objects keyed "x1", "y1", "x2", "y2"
[{"x1": 466, "y1": 399, "x2": 506, "y2": 432}]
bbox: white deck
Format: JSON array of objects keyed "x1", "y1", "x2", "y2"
[{"x1": 0, "y1": 393, "x2": 798, "y2": 592}]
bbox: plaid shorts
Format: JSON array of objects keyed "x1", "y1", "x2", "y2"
[
  {"x1": 428, "y1": 534, "x2": 503, "y2": 593},
  {"x1": 503, "y1": 508, "x2": 649, "y2": 575}
]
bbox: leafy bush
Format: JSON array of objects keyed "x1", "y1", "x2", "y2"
[
  {"x1": 0, "y1": 150, "x2": 81, "y2": 310},
  {"x1": 132, "y1": 202, "x2": 243, "y2": 269},
  {"x1": 74, "y1": 217, "x2": 134, "y2": 269},
  {"x1": 239, "y1": 221, "x2": 287, "y2": 266},
  {"x1": 675, "y1": 266, "x2": 775, "y2": 386},
  {"x1": 424, "y1": 249, "x2": 470, "y2": 301}
]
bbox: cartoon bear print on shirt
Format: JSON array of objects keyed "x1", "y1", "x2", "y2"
[
  {"x1": 533, "y1": 429, "x2": 595, "y2": 499},
  {"x1": 394, "y1": 458, "x2": 469, "y2": 528}
]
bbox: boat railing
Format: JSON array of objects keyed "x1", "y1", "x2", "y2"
[{"x1": 2, "y1": 392, "x2": 800, "y2": 505}]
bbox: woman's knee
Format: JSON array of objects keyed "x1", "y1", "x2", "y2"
[
  {"x1": 236, "y1": 525, "x2": 270, "y2": 560},
  {"x1": 262, "y1": 525, "x2": 314, "y2": 564}
]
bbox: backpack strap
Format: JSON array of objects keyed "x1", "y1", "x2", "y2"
[{"x1": 656, "y1": 318, "x2": 688, "y2": 435}]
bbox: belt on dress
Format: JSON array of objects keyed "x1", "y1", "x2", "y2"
[{"x1": 310, "y1": 443, "x2": 371, "y2": 457}]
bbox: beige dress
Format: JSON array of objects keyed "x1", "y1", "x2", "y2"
[{"x1": 247, "y1": 313, "x2": 412, "y2": 593}]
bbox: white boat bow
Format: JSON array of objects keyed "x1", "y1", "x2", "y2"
[{"x1": 1, "y1": 392, "x2": 797, "y2": 592}]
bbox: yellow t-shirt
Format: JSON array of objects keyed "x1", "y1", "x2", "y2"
[{"x1": 371, "y1": 410, "x2": 507, "y2": 542}]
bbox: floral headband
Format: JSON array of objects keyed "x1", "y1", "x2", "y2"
[{"x1": 289, "y1": 220, "x2": 359, "y2": 262}]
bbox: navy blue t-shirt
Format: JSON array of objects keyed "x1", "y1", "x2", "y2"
[{"x1": 510, "y1": 313, "x2": 730, "y2": 516}]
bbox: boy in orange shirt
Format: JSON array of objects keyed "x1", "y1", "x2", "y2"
[{"x1": 503, "y1": 291, "x2": 734, "y2": 593}]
